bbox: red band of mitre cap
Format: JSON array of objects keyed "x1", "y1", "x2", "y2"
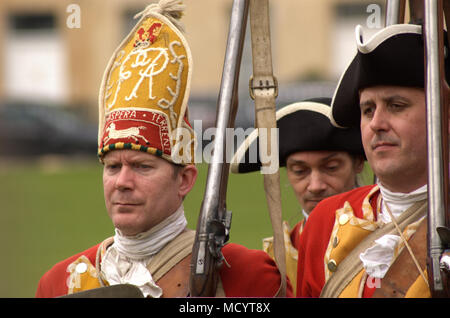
[
  {"x1": 98, "y1": 108, "x2": 196, "y2": 164},
  {"x1": 98, "y1": 108, "x2": 171, "y2": 159}
]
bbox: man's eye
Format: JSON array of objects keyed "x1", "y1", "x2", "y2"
[
  {"x1": 324, "y1": 160, "x2": 341, "y2": 172},
  {"x1": 389, "y1": 103, "x2": 406, "y2": 111},
  {"x1": 326, "y1": 165, "x2": 338, "y2": 172},
  {"x1": 105, "y1": 163, "x2": 120, "y2": 171},
  {"x1": 134, "y1": 163, "x2": 152, "y2": 170},
  {"x1": 361, "y1": 106, "x2": 374, "y2": 117},
  {"x1": 291, "y1": 167, "x2": 307, "y2": 176}
]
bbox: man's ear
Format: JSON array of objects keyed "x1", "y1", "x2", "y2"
[{"x1": 178, "y1": 164, "x2": 198, "y2": 198}]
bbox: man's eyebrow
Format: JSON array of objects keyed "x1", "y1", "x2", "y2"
[
  {"x1": 286, "y1": 153, "x2": 341, "y2": 166},
  {"x1": 383, "y1": 94, "x2": 412, "y2": 104},
  {"x1": 286, "y1": 159, "x2": 306, "y2": 166},
  {"x1": 359, "y1": 99, "x2": 375, "y2": 109},
  {"x1": 102, "y1": 159, "x2": 118, "y2": 165},
  {"x1": 360, "y1": 94, "x2": 412, "y2": 109},
  {"x1": 319, "y1": 153, "x2": 341, "y2": 163}
]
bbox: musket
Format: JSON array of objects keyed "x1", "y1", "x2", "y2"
[
  {"x1": 385, "y1": 0, "x2": 450, "y2": 297},
  {"x1": 423, "y1": 0, "x2": 450, "y2": 298},
  {"x1": 385, "y1": 0, "x2": 405, "y2": 25},
  {"x1": 189, "y1": 0, "x2": 249, "y2": 297}
]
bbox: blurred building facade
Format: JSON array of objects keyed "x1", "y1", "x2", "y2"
[{"x1": 0, "y1": 0, "x2": 386, "y2": 124}]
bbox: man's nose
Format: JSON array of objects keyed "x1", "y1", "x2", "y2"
[
  {"x1": 369, "y1": 107, "x2": 390, "y2": 132},
  {"x1": 115, "y1": 165, "x2": 134, "y2": 190},
  {"x1": 307, "y1": 171, "x2": 327, "y2": 194}
]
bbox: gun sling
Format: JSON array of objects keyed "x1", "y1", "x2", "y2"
[{"x1": 249, "y1": 0, "x2": 286, "y2": 297}]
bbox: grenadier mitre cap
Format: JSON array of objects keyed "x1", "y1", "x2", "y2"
[
  {"x1": 98, "y1": 0, "x2": 195, "y2": 165},
  {"x1": 331, "y1": 24, "x2": 450, "y2": 128},
  {"x1": 230, "y1": 98, "x2": 365, "y2": 174}
]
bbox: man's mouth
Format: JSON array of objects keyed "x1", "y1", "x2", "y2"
[
  {"x1": 372, "y1": 141, "x2": 396, "y2": 151},
  {"x1": 305, "y1": 197, "x2": 325, "y2": 204},
  {"x1": 114, "y1": 200, "x2": 140, "y2": 205},
  {"x1": 113, "y1": 202, "x2": 142, "y2": 213},
  {"x1": 113, "y1": 202, "x2": 142, "y2": 209}
]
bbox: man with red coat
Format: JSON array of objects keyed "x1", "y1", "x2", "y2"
[
  {"x1": 296, "y1": 23, "x2": 450, "y2": 298},
  {"x1": 35, "y1": 0, "x2": 291, "y2": 298},
  {"x1": 230, "y1": 98, "x2": 366, "y2": 295}
]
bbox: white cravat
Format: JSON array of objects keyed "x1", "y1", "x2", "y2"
[
  {"x1": 378, "y1": 183, "x2": 428, "y2": 224},
  {"x1": 302, "y1": 209, "x2": 309, "y2": 221},
  {"x1": 101, "y1": 204, "x2": 187, "y2": 297},
  {"x1": 359, "y1": 183, "x2": 427, "y2": 279}
]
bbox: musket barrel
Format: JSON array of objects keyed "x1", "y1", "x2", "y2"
[
  {"x1": 203, "y1": 0, "x2": 249, "y2": 208},
  {"x1": 385, "y1": 0, "x2": 405, "y2": 25},
  {"x1": 190, "y1": 0, "x2": 249, "y2": 297},
  {"x1": 424, "y1": 0, "x2": 446, "y2": 294}
]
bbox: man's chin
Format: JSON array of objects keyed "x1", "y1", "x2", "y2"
[
  {"x1": 112, "y1": 214, "x2": 143, "y2": 236},
  {"x1": 303, "y1": 197, "x2": 329, "y2": 213},
  {"x1": 303, "y1": 202, "x2": 318, "y2": 214},
  {"x1": 114, "y1": 225, "x2": 141, "y2": 237}
]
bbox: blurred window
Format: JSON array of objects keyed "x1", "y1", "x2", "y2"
[
  {"x1": 9, "y1": 13, "x2": 55, "y2": 30},
  {"x1": 4, "y1": 13, "x2": 68, "y2": 104},
  {"x1": 330, "y1": 2, "x2": 385, "y2": 79}
]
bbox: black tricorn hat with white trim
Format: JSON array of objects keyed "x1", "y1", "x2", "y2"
[
  {"x1": 331, "y1": 24, "x2": 450, "y2": 128},
  {"x1": 230, "y1": 98, "x2": 365, "y2": 174}
]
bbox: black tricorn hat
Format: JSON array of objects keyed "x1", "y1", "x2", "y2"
[
  {"x1": 331, "y1": 24, "x2": 450, "y2": 128},
  {"x1": 230, "y1": 98, "x2": 365, "y2": 174}
]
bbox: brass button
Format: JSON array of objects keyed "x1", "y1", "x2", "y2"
[
  {"x1": 339, "y1": 214, "x2": 349, "y2": 225},
  {"x1": 332, "y1": 236, "x2": 339, "y2": 248},
  {"x1": 327, "y1": 259, "x2": 337, "y2": 272}
]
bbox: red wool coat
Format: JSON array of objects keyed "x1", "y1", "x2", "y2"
[
  {"x1": 296, "y1": 185, "x2": 378, "y2": 297},
  {"x1": 36, "y1": 242, "x2": 293, "y2": 298}
]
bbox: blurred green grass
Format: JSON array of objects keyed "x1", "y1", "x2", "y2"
[{"x1": 0, "y1": 158, "x2": 302, "y2": 297}]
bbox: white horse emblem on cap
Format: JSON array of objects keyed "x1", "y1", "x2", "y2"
[{"x1": 103, "y1": 123, "x2": 149, "y2": 144}]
